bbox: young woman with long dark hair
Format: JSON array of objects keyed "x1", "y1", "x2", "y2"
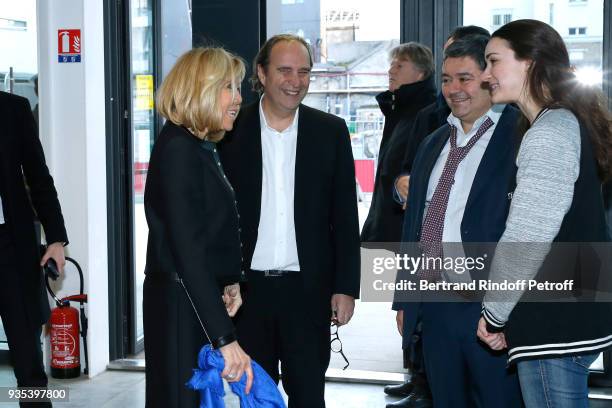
[{"x1": 477, "y1": 19, "x2": 612, "y2": 407}]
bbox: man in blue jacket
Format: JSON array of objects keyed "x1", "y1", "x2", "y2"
[{"x1": 392, "y1": 35, "x2": 522, "y2": 407}]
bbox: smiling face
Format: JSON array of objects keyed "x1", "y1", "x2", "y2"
[
  {"x1": 441, "y1": 56, "x2": 492, "y2": 128},
  {"x1": 219, "y1": 78, "x2": 242, "y2": 131},
  {"x1": 257, "y1": 40, "x2": 311, "y2": 115},
  {"x1": 481, "y1": 37, "x2": 531, "y2": 105},
  {"x1": 388, "y1": 57, "x2": 424, "y2": 92}
]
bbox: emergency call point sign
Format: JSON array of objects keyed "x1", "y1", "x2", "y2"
[{"x1": 58, "y1": 29, "x2": 81, "y2": 63}]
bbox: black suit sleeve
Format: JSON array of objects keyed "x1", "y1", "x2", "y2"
[
  {"x1": 331, "y1": 120, "x2": 361, "y2": 298},
  {"x1": 18, "y1": 97, "x2": 68, "y2": 245},
  {"x1": 158, "y1": 138, "x2": 235, "y2": 347}
]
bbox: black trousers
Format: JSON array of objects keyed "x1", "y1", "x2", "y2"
[
  {"x1": 405, "y1": 321, "x2": 429, "y2": 390},
  {"x1": 0, "y1": 225, "x2": 51, "y2": 408},
  {"x1": 236, "y1": 272, "x2": 330, "y2": 408},
  {"x1": 143, "y1": 276, "x2": 208, "y2": 408}
]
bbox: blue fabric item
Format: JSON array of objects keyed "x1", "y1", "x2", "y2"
[{"x1": 186, "y1": 344, "x2": 287, "y2": 408}]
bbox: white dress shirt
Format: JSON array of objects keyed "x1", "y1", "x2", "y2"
[
  {"x1": 250, "y1": 98, "x2": 301, "y2": 271},
  {"x1": 423, "y1": 104, "x2": 505, "y2": 243}
]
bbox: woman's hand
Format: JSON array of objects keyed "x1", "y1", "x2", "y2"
[
  {"x1": 222, "y1": 283, "x2": 242, "y2": 317},
  {"x1": 219, "y1": 341, "x2": 254, "y2": 394},
  {"x1": 477, "y1": 317, "x2": 507, "y2": 350}
]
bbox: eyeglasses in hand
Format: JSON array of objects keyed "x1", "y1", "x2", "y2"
[{"x1": 330, "y1": 321, "x2": 350, "y2": 370}]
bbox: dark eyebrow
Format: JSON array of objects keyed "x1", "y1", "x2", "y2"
[
  {"x1": 485, "y1": 52, "x2": 499, "y2": 59},
  {"x1": 456, "y1": 72, "x2": 475, "y2": 78}
]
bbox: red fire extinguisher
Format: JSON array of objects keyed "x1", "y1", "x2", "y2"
[{"x1": 45, "y1": 256, "x2": 89, "y2": 379}]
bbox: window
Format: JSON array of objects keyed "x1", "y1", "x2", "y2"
[
  {"x1": 491, "y1": 9, "x2": 512, "y2": 27},
  {"x1": 465, "y1": 0, "x2": 604, "y2": 87},
  {"x1": 267, "y1": 0, "x2": 401, "y2": 374},
  {"x1": 0, "y1": 18, "x2": 27, "y2": 31},
  {"x1": 549, "y1": 3, "x2": 554, "y2": 25},
  {"x1": 569, "y1": 27, "x2": 588, "y2": 35}
]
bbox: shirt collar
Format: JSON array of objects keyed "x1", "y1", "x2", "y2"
[
  {"x1": 259, "y1": 94, "x2": 300, "y2": 134},
  {"x1": 447, "y1": 104, "x2": 506, "y2": 134}
]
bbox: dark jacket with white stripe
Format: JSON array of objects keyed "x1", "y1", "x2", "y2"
[{"x1": 487, "y1": 121, "x2": 612, "y2": 364}]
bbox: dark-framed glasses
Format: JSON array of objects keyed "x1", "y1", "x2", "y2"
[{"x1": 330, "y1": 321, "x2": 349, "y2": 370}]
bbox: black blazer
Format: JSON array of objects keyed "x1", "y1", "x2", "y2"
[
  {"x1": 219, "y1": 101, "x2": 361, "y2": 322},
  {"x1": 144, "y1": 122, "x2": 243, "y2": 345},
  {"x1": 0, "y1": 91, "x2": 68, "y2": 326}
]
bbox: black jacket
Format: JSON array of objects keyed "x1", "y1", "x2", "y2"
[
  {"x1": 398, "y1": 92, "x2": 450, "y2": 176},
  {"x1": 502, "y1": 121, "x2": 612, "y2": 364},
  {"x1": 219, "y1": 102, "x2": 361, "y2": 322},
  {"x1": 144, "y1": 122, "x2": 243, "y2": 346},
  {"x1": 0, "y1": 91, "x2": 67, "y2": 327},
  {"x1": 361, "y1": 77, "x2": 436, "y2": 242}
]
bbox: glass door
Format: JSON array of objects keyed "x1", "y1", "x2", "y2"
[{"x1": 128, "y1": 0, "x2": 155, "y2": 353}]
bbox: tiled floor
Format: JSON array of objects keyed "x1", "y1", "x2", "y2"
[
  {"x1": 1, "y1": 365, "x2": 612, "y2": 407},
  {"x1": 0, "y1": 365, "x2": 400, "y2": 407}
]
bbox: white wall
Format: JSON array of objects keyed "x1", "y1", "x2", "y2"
[{"x1": 37, "y1": 0, "x2": 109, "y2": 377}]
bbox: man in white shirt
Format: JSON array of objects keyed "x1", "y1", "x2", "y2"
[
  {"x1": 219, "y1": 34, "x2": 360, "y2": 408},
  {"x1": 392, "y1": 35, "x2": 522, "y2": 407}
]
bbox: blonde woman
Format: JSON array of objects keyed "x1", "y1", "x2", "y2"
[{"x1": 143, "y1": 47, "x2": 253, "y2": 407}]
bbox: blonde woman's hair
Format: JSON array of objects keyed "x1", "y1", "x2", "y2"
[{"x1": 156, "y1": 47, "x2": 246, "y2": 142}]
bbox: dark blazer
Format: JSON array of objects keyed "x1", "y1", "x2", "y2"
[
  {"x1": 393, "y1": 105, "x2": 519, "y2": 347},
  {"x1": 219, "y1": 101, "x2": 361, "y2": 322},
  {"x1": 361, "y1": 77, "x2": 436, "y2": 242},
  {"x1": 0, "y1": 91, "x2": 68, "y2": 327},
  {"x1": 144, "y1": 122, "x2": 243, "y2": 345}
]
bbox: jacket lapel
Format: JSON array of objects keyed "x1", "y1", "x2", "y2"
[
  {"x1": 412, "y1": 128, "x2": 450, "y2": 234},
  {"x1": 464, "y1": 105, "x2": 517, "y2": 212},
  {"x1": 249, "y1": 102, "x2": 264, "y2": 226},
  {"x1": 293, "y1": 104, "x2": 308, "y2": 227},
  {"x1": 230, "y1": 101, "x2": 263, "y2": 230}
]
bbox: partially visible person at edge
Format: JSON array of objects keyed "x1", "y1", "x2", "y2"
[
  {"x1": 142, "y1": 47, "x2": 253, "y2": 408},
  {"x1": 0, "y1": 89, "x2": 68, "y2": 408},
  {"x1": 360, "y1": 42, "x2": 436, "y2": 245},
  {"x1": 478, "y1": 19, "x2": 612, "y2": 408},
  {"x1": 384, "y1": 25, "x2": 490, "y2": 408}
]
